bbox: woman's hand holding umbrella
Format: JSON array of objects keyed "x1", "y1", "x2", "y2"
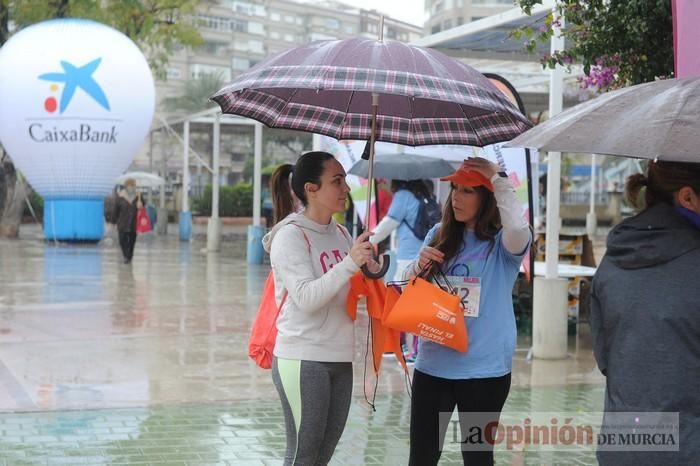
[{"x1": 349, "y1": 232, "x2": 383, "y2": 274}]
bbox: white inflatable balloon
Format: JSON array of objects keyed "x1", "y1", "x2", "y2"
[{"x1": 0, "y1": 19, "x2": 155, "y2": 240}]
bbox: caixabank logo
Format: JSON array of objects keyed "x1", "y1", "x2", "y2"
[
  {"x1": 30, "y1": 57, "x2": 118, "y2": 144},
  {"x1": 0, "y1": 18, "x2": 154, "y2": 200},
  {"x1": 39, "y1": 58, "x2": 111, "y2": 114}
]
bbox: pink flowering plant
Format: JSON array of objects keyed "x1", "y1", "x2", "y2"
[{"x1": 512, "y1": 0, "x2": 673, "y2": 92}]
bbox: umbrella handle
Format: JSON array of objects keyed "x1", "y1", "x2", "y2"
[{"x1": 361, "y1": 252, "x2": 390, "y2": 279}]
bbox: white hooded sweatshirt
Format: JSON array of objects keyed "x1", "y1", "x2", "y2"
[{"x1": 262, "y1": 213, "x2": 358, "y2": 362}]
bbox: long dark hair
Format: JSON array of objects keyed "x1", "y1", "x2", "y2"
[
  {"x1": 270, "y1": 164, "x2": 295, "y2": 224},
  {"x1": 391, "y1": 179, "x2": 431, "y2": 199},
  {"x1": 269, "y1": 151, "x2": 335, "y2": 224},
  {"x1": 428, "y1": 185, "x2": 501, "y2": 274},
  {"x1": 626, "y1": 161, "x2": 700, "y2": 210}
]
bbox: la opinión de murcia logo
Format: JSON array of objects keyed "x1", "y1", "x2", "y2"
[{"x1": 30, "y1": 57, "x2": 118, "y2": 143}]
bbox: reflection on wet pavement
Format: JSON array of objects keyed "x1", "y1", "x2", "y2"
[{"x1": 0, "y1": 227, "x2": 605, "y2": 464}]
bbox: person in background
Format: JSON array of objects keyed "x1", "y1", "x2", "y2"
[
  {"x1": 369, "y1": 179, "x2": 434, "y2": 279},
  {"x1": 112, "y1": 178, "x2": 143, "y2": 264},
  {"x1": 262, "y1": 173, "x2": 274, "y2": 227},
  {"x1": 404, "y1": 158, "x2": 531, "y2": 466},
  {"x1": 590, "y1": 160, "x2": 700, "y2": 466},
  {"x1": 263, "y1": 151, "x2": 380, "y2": 465}
]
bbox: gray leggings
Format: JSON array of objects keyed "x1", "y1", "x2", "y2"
[{"x1": 271, "y1": 357, "x2": 353, "y2": 465}]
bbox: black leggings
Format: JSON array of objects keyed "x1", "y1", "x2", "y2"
[{"x1": 409, "y1": 370, "x2": 511, "y2": 466}]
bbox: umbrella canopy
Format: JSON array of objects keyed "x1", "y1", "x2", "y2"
[
  {"x1": 115, "y1": 172, "x2": 165, "y2": 188},
  {"x1": 211, "y1": 38, "x2": 531, "y2": 147},
  {"x1": 506, "y1": 77, "x2": 700, "y2": 163},
  {"x1": 348, "y1": 152, "x2": 455, "y2": 180}
]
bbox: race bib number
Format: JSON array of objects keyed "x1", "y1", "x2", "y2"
[{"x1": 446, "y1": 276, "x2": 481, "y2": 318}]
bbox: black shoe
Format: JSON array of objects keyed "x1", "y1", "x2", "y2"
[{"x1": 124, "y1": 258, "x2": 131, "y2": 264}]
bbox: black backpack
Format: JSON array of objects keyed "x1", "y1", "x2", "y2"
[{"x1": 405, "y1": 193, "x2": 441, "y2": 240}]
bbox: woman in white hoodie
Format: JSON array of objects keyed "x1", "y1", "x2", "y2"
[{"x1": 262, "y1": 151, "x2": 377, "y2": 466}]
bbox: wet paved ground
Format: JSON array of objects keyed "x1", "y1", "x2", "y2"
[{"x1": 0, "y1": 225, "x2": 605, "y2": 465}]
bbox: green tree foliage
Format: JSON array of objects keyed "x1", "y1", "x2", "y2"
[
  {"x1": 514, "y1": 0, "x2": 673, "y2": 91},
  {"x1": 0, "y1": 0, "x2": 203, "y2": 78},
  {"x1": 164, "y1": 71, "x2": 225, "y2": 112},
  {"x1": 193, "y1": 183, "x2": 254, "y2": 217}
]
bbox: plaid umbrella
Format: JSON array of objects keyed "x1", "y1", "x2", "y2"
[
  {"x1": 211, "y1": 38, "x2": 531, "y2": 147},
  {"x1": 211, "y1": 37, "x2": 531, "y2": 277}
]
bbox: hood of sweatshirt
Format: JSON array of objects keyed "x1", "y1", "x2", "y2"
[
  {"x1": 604, "y1": 202, "x2": 700, "y2": 270},
  {"x1": 262, "y1": 212, "x2": 344, "y2": 253}
]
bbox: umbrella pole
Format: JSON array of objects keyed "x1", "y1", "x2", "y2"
[
  {"x1": 361, "y1": 93, "x2": 390, "y2": 279},
  {"x1": 364, "y1": 94, "x2": 379, "y2": 229}
]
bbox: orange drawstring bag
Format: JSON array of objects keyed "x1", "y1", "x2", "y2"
[
  {"x1": 248, "y1": 271, "x2": 287, "y2": 369},
  {"x1": 383, "y1": 265, "x2": 468, "y2": 352},
  {"x1": 249, "y1": 225, "x2": 311, "y2": 369},
  {"x1": 347, "y1": 273, "x2": 407, "y2": 409}
]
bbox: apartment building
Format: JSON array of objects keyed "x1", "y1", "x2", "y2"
[{"x1": 424, "y1": 0, "x2": 513, "y2": 35}]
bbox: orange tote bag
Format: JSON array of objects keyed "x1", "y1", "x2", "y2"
[{"x1": 383, "y1": 267, "x2": 468, "y2": 352}]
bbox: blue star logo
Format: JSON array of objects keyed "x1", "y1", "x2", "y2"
[{"x1": 39, "y1": 58, "x2": 110, "y2": 113}]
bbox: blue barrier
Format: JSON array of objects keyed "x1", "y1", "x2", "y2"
[{"x1": 247, "y1": 224, "x2": 265, "y2": 264}]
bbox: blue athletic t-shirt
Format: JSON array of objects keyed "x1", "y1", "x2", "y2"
[
  {"x1": 386, "y1": 189, "x2": 424, "y2": 260},
  {"x1": 414, "y1": 225, "x2": 527, "y2": 380}
]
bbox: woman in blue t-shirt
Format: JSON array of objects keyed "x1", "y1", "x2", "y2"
[{"x1": 403, "y1": 157, "x2": 531, "y2": 466}]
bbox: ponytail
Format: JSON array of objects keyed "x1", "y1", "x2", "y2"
[
  {"x1": 270, "y1": 164, "x2": 295, "y2": 224},
  {"x1": 625, "y1": 173, "x2": 648, "y2": 210},
  {"x1": 626, "y1": 161, "x2": 700, "y2": 211}
]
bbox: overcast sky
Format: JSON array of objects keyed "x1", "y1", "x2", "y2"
[{"x1": 341, "y1": 0, "x2": 427, "y2": 27}]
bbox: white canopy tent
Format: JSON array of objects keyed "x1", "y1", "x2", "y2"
[{"x1": 150, "y1": 108, "x2": 264, "y2": 256}]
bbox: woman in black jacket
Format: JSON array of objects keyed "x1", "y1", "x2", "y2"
[
  {"x1": 112, "y1": 178, "x2": 144, "y2": 264},
  {"x1": 591, "y1": 161, "x2": 700, "y2": 465}
]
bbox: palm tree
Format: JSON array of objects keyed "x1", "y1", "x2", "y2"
[{"x1": 163, "y1": 71, "x2": 225, "y2": 113}]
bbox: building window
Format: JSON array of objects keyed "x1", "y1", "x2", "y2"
[
  {"x1": 248, "y1": 40, "x2": 264, "y2": 53},
  {"x1": 270, "y1": 31, "x2": 281, "y2": 40},
  {"x1": 457, "y1": 17, "x2": 464, "y2": 26},
  {"x1": 230, "y1": 1, "x2": 266, "y2": 17},
  {"x1": 295, "y1": 17, "x2": 303, "y2": 25},
  {"x1": 345, "y1": 25, "x2": 354, "y2": 34},
  {"x1": 166, "y1": 67, "x2": 181, "y2": 79},
  {"x1": 309, "y1": 32, "x2": 337, "y2": 41},
  {"x1": 232, "y1": 19, "x2": 248, "y2": 33},
  {"x1": 190, "y1": 64, "x2": 231, "y2": 82},
  {"x1": 284, "y1": 33, "x2": 295, "y2": 42},
  {"x1": 431, "y1": 24, "x2": 441, "y2": 34},
  {"x1": 433, "y1": 2, "x2": 444, "y2": 14},
  {"x1": 471, "y1": 16, "x2": 485, "y2": 21},
  {"x1": 232, "y1": 57, "x2": 250, "y2": 70},
  {"x1": 270, "y1": 12, "x2": 281, "y2": 21},
  {"x1": 284, "y1": 15, "x2": 295, "y2": 24},
  {"x1": 248, "y1": 21, "x2": 264, "y2": 35},
  {"x1": 197, "y1": 15, "x2": 232, "y2": 32},
  {"x1": 442, "y1": 19, "x2": 452, "y2": 30},
  {"x1": 325, "y1": 18, "x2": 340, "y2": 29},
  {"x1": 200, "y1": 41, "x2": 229, "y2": 56}
]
